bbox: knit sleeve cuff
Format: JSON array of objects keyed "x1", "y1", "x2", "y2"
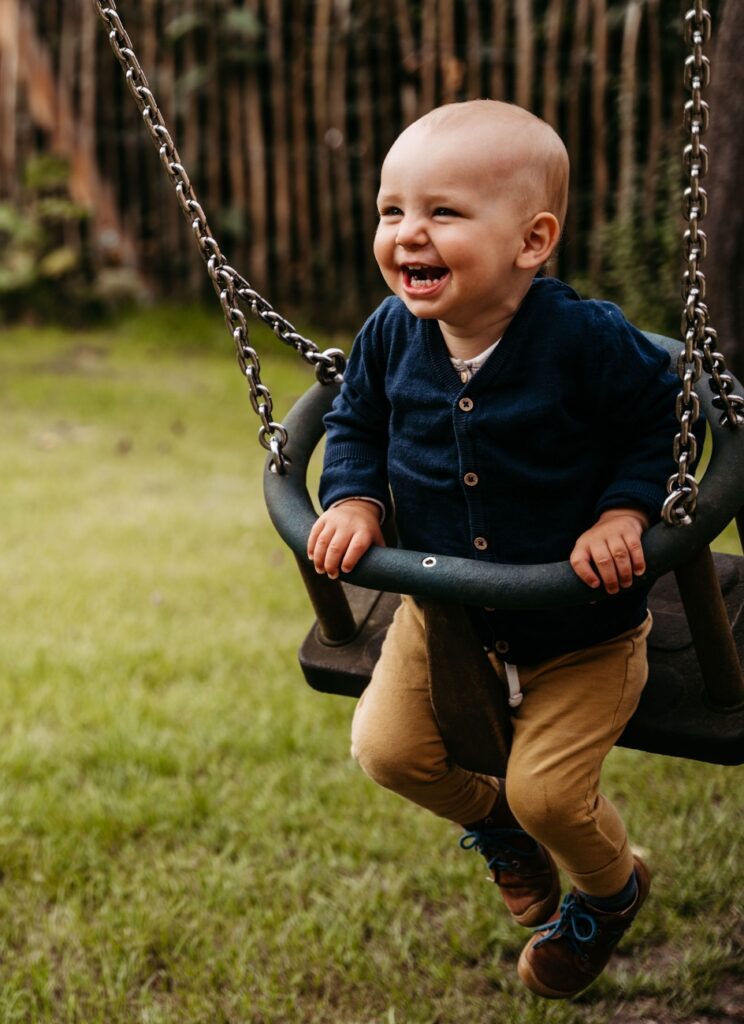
[
  {"x1": 595, "y1": 481, "x2": 667, "y2": 524},
  {"x1": 328, "y1": 496, "x2": 386, "y2": 524}
]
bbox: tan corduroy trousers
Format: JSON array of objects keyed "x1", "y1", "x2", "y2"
[{"x1": 351, "y1": 596, "x2": 652, "y2": 897}]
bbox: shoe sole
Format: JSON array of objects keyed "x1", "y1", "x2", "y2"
[{"x1": 512, "y1": 849, "x2": 561, "y2": 928}]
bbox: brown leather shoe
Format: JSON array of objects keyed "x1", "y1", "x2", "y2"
[
  {"x1": 517, "y1": 856, "x2": 651, "y2": 999},
  {"x1": 460, "y1": 785, "x2": 560, "y2": 927}
]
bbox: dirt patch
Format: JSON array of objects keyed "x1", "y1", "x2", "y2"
[{"x1": 604, "y1": 976, "x2": 743, "y2": 1024}]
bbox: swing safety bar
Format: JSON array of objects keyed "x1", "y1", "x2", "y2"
[{"x1": 265, "y1": 336, "x2": 744, "y2": 616}]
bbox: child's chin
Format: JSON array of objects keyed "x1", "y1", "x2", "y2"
[{"x1": 398, "y1": 292, "x2": 440, "y2": 318}]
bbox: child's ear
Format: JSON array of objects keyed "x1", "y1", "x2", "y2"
[{"x1": 515, "y1": 212, "x2": 561, "y2": 270}]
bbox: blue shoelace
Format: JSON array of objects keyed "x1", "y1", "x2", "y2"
[
  {"x1": 459, "y1": 826, "x2": 539, "y2": 872},
  {"x1": 532, "y1": 892, "x2": 598, "y2": 952}
]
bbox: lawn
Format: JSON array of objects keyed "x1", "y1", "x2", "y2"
[{"x1": 0, "y1": 307, "x2": 741, "y2": 1023}]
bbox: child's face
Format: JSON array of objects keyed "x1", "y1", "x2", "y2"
[{"x1": 374, "y1": 128, "x2": 535, "y2": 334}]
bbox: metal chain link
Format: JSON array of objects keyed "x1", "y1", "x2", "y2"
[
  {"x1": 92, "y1": 1, "x2": 347, "y2": 474},
  {"x1": 662, "y1": 1, "x2": 744, "y2": 526}
]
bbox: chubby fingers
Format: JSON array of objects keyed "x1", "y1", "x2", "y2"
[
  {"x1": 571, "y1": 539, "x2": 628, "y2": 594},
  {"x1": 307, "y1": 520, "x2": 352, "y2": 578},
  {"x1": 570, "y1": 518, "x2": 646, "y2": 594},
  {"x1": 623, "y1": 528, "x2": 646, "y2": 578},
  {"x1": 570, "y1": 539, "x2": 608, "y2": 591}
]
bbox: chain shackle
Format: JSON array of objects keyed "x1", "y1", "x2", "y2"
[
  {"x1": 92, "y1": 0, "x2": 348, "y2": 475},
  {"x1": 663, "y1": 4, "x2": 744, "y2": 527}
]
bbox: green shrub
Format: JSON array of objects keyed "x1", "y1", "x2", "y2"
[{"x1": 0, "y1": 155, "x2": 101, "y2": 324}]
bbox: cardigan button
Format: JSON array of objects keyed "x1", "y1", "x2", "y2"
[
  {"x1": 473, "y1": 536, "x2": 488, "y2": 551},
  {"x1": 494, "y1": 640, "x2": 510, "y2": 655},
  {"x1": 464, "y1": 472, "x2": 479, "y2": 487},
  {"x1": 458, "y1": 397, "x2": 474, "y2": 412}
]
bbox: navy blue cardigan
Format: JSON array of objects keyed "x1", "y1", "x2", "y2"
[{"x1": 320, "y1": 277, "x2": 684, "y2": 663}]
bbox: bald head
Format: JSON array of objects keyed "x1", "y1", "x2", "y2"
[{"x1": 386, "y1": 100, "x2": 569, "y2": 228}]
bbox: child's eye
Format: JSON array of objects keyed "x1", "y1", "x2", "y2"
[
  {"x1": 378, "y1": 206, "x2": 403, "y2": 218},
  {"x1": 433, "y1": 207, "x2": 459, "y2": 218}
]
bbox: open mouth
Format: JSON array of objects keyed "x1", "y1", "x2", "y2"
[{"x1": 402, "y1": 264, "x2": 450, "y2": 292}]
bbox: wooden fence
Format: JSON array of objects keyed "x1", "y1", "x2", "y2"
[{"x1": 0, "y1": 0, "x2": 721, "y2": 317}]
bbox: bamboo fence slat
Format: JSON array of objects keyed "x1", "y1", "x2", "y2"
[
  {"x1": 354, "y1": 0, "x2": 379, "y2": 274},
  {"x1": 243, "y1": 0, "x2": 269, "y2": 293},
  {"x1": 465, "y1": 0, "x2": 482, "y2": 102},
  {"x1": 267, "y1": 0, "x2": 293, "y2": 298},
  {"x1": 489, "y1": 0, "x2": 507, "y2": 101},
  {"x1": 645, "y1": 0, "x2": 663, "y2": 221},
  {"x1": 543, "y1": 0, "x2": 564, "y2": 131},
  {"x1": 0, "y1": 0, "x2": 20, "y2": 197},
  {"x1": 515, "y1": 0, "x2": 534, "y2": 111},
  {"x1": 565, "y1": 0, "x2": 591, "y2": 266},
  {"x1": 311, "y1": 0, "x2": 335, "y2": 297},
  {"x1": 590, "y1": 0, "x2": 608, "y2": 278},
  {"x1": 420, "y1": 0, "x2": 438, "y2": 117},
  {"x1": 289, "y1": 0, "x2": 312, "y2": 295},
  {"x1": 618, "y1": 0, "x2": 643, "y2": 224},
  {"x1": 438, "y1": 0, "x2": 458, "y2": 106},
  {"x1": 328, "y1": 0, "x2": 358, "y2": 306},
  {"x1": 391, "y1": 0, "x2": 418, "y2": 127}
]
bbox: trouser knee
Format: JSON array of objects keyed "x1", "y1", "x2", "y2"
[
  {"x1": 351, "y1": 729, "x2": 439, "y2": 795},
  {"x1": 505, "y1": 770, "x2": 592, "y2": 842},
  {"x1": 351, "y1": 705, "x2": 448, "y2": 797}
]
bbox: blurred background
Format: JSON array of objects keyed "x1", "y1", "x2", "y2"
[{"x1": 0, "y1": 0, "x2": 740, "y2": 349}]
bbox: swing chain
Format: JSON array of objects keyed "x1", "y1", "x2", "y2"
[
  {"x1": 92, "y1": 1, "x2": 347, "y2": 474},
  {"x1": 663, "y1": 2, "x2": 744, "y2": 526}
]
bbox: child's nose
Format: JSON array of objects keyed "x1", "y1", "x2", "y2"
[{"x1": 395, "y1": 216, "x2": 428, "y2": 248}]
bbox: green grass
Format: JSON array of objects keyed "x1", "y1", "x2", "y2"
[{"x1": 1, "y1": 308, "x2": 742, "y2": 1023}]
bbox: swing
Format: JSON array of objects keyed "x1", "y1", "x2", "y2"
[{"x1": 95, "y1": 1, "x2": 744, "y2": 773}]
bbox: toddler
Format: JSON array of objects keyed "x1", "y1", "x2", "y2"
[{"x1": 308, "y1": 100, "x2": 682, "y2": 998}]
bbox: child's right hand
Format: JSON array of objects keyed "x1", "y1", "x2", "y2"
[{"x1": 307, "y1": 499, "x2": 385, "y2": 579}]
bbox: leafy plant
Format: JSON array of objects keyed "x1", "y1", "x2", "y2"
[
  {"x1": 578, "y1": 152, "x2": 684, "y2": 337},
  {"x1": 0, "y1": 154, "x2": 99, "y2": 324}
]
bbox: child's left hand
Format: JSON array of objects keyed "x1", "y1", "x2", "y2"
[{"x1": 569, "y1": 508, "x2": 650, "y2": 594}]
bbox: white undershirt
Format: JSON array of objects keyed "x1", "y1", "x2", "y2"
[{"x1": 448, "y1": 337, "x2": 501, "y2": 382}]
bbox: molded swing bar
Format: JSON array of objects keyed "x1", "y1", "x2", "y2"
[{"x1": 265, "y1": 335, "x2": 744, "y2": 608}]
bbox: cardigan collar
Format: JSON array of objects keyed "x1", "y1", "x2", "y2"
[{"x1": 420, "y1": 276, "x2": 578, "y2": 395}]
